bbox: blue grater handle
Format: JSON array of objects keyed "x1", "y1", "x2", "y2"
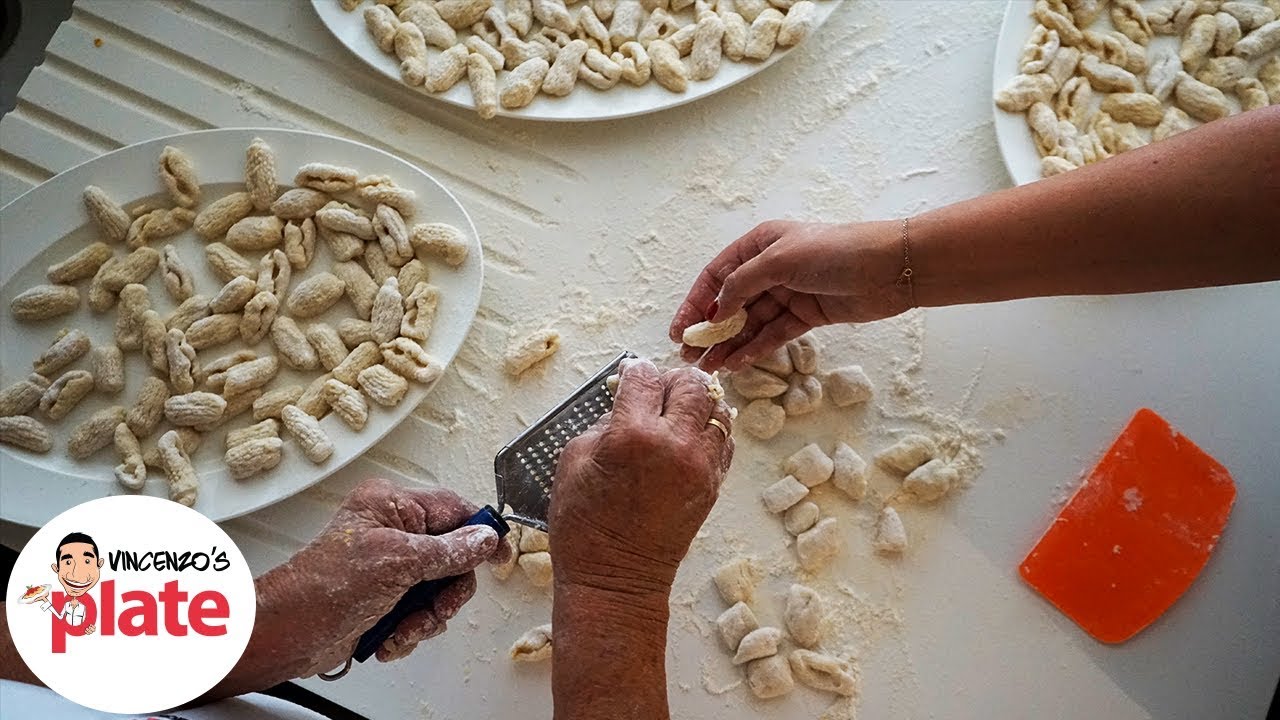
[{"x1": 351, "y1": 505, "x2": 510, "y2": 664}]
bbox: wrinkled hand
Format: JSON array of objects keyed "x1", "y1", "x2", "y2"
[
  {"x1": 258, "y1": 478, "x2": 511, "y2": 677},
  {"x1": 550, "y1": 360, "x2": 735, "y2": 596},
  {"x1": 669, "y1": 220, "x2": 909, "y2": 371}
]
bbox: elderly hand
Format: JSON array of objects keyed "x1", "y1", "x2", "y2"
[
  {"x1": 550, "y1": 359, "x2": 735, "y2": 596},
  {"x1": 668, "y1": 220, "x2": 909, "y2": 371},
  {"x1": 252, "y1": 478, "x2": 511, "y2": 680}
]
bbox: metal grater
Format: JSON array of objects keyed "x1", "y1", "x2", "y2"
[{"x1": 495, "y1": 351, "x2": 636, "y2": 531}]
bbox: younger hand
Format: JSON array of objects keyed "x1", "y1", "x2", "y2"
[
  {"x1": 668, "y1": 220, "x2": 909, "y2": 371},
  {"x1": 257, "y1": 478, "x2": 511, "y2": 676},
  {"x1": 83, "y1": 624, "x2": 95, "y2": 636}
]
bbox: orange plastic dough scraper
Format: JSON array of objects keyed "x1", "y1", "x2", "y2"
[{"x1": 1020, "y1": 408, "x2": 1236, "y2": 644}]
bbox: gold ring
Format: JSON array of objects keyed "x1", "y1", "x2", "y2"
[{"x1": 707, "y1": 417, "x2": 730, "y2": 439}]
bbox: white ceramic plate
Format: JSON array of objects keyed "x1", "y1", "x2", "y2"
[
  {"x1": 992, "y1": 0, "x2": 1043, "y2": 186},
  {"x1": 0, "y1": 128, "x2": 483, "y2": 527},
  {"x1": 993, "y1": 0, "x2": 1268, "y2": 185},
  {"x1": 312, "y1": 0, "x2": 843, "y2": 121}
]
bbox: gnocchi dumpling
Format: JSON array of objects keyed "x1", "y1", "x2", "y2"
[
  {"x1": 713, "y1": 557, "x2": 761, "y2": 605},
  {"x1": 510, "y1": 623, "x2": 554, "y2": 663}
]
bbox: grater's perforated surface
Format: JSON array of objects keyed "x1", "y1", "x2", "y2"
[{"x1": 494, "y1": 352, "x2": 634, "y2": 532}]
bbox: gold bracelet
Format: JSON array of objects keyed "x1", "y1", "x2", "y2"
[{"x1": 896, "y1": 217, "x2": 916, "y2": 308}]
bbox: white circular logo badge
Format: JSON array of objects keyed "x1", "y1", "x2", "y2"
[{"x1": 5, "y1": 496, "x2": 256, "y2": 714}]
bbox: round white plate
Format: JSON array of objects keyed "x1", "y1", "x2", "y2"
[
  {"x1": 993, "y1": 0, "x2": 1269, "y2": 185},
  {"x1": 312, "y1": 0, "x2": 843, "y2": 121},
  {"x1": 992, "y1": 0, "x2": 1046, "y2": 186},
  {"x1": 0, "y1": 128, "x2": 483, "y2": 527}
]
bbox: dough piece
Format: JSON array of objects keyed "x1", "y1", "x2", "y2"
[
  {"x1": 1194, "y1": 56, "x2": 1248, "y2": 90},
  {"x1": 716, "y1": 602, "x2": 759, "y2": 651},
  {"x1": 1110, "y1": 0, "x2": 1153, "y2": 44},
  {"x1": 830, "y1": 442, "x2": 868, "y2": 501},
  {"x1": 1259, "y1": 55, "x2": 1280, "y2": 101},
  {"x1": 282, "y1": 404, "x2": 334, "y2": 463},
  {"x1": 682, "y1": 308, "x2": 747, "y2": 347},
  {"x1": 786, "y1": 336, "x2": 818, "y2": 375},
  {"x1": 1153, "y1": 106, "x2": 1199, "y2": 141},
  {"x1": 730, "y1": 367, "x2": 787, "y2": 399},
  {"x1": 39, "y1": 370, "x2": 95, "y2": 421},
  {"x1": 739, "y1": 399, "x2": 785, "y2": 440},
  {"x1": 518, "y1": 551, "x2": 554, "y2": 586},
  {"x1": 158, "y1": 145, "x2": 200, "y2": 208},
  {"x1": 83, "y1": 185, "x2": 131, "y2": 243},
  {"x1": 1175, "y1": 72, "x2": 1231, "y2": 121},
  {"x1": 1233, "y1": 19, "x2": 1280, "y2": 58},
  {"x1": 874, "y1": 434, "x2": 937, "y2": 474},
  {"x1": 902, "y1": 458, "x2": 959, "y2": 502},
  {"x1": 409, "y1": 223, "x2": 470, "y2": 266},
  {"x1": 752, "y1": 345, "x2": 793, "y2": 377},
  {"x1": 795, "y1": 517, "x2": 840, "y2": 571},
  {"x1": 519, "y1": 526, "x2": 550, "y2": 553},
  {"x1": 467, "y1": 52, "x2": 500, "y2": 119},
  {"x1": 543, "y1": 39, "x2": 590, "y2": 96},
  {"x1": 1041, "y1": 155, "x2": 1077, "y2": 177},
  {"x1": 689, "y1": 13, "x2": 726, "y2": 80},
  {"x1": 1223, "y1": 2, "x2": 1276, "y2": 32},
  {"x1": 713, "y1": 557, "x2": 760, "y2": 605},
  {"x1": 874, "y1": 507, "x2": 908, "y2": 554},
  {"x1": 510, "y1": 623, "x2": 554, "y2": 663},
  {"x1": 762, "y1": 475, "x2": 808, "y2": 513},
  {"x1": 34, "y1": 329, "x2": 91, "y2": 377},
  {"x1": 1180, "y1": 14, "x2": 1218, "y2": 70},
  {"x1": 784, "y1": 584, "x2": 823, "y2": 648},
  {"x1": 0, "y1": 374, "x2": 50, "y2": 417},
  {"x1": 47, "y1": 242, "x2": 112, "y2": 284},
  {"x1": 501, "y1": 57, "x2": 551, "y2": 109},
  {"x1": 781, "y1": 374, "x2": 823, "y2": 416},
  {"x1": 1145, "y1": 48, "x2": 1184, "y2": 101},
  {"x1": 733, "y1": 626, "x2": 782, "y2": 665},
  {"x1": 783, "y1": 501, "x2": 819, "y2": 535},
  {"x1": 1236, "y1": 77, "x2": 1271, "y2": 111},
  {"x1": 994, "y1": 72, "x2": 1058, "y2": 111},
  {"x1": 1044, "y1": 45, "x2": 1081, "y2": 87},
  {"x1": 789, "y1": 650, "x2": 857, "y2": 696},
  {"x1": 746, "y1": 655, "x2": 795, "y2": 699},
  {"x1": 10, "y1": 284, "x2": 79, "y2": 321},
  {"x1": 824, "y1": 365, "x2": 873, "y2": 407},
  {"x1": 1099, "y1": 92, "x2": 1164, "y2": 126},
  {"x1": 1215, "y1": 11, "x2": 1244, "y2": 55},
  {"x1": 244, "y1": 138, "x2": 277, "y2": 211},
  {"x1": 1078, "y1": 54, "x2": 1138, "y2": 92},
  {"x1": 505, "y1": 329, "x2": 561, "y2": 376},
  {"x1": 783, "y1": 443, "x2": 834, "y2": 487}
]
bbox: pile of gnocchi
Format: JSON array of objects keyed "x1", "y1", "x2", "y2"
[
  {"x1": 1, "y1": 138, "x2": 471, "y2": 508},
  {"x1": 711, "y1": 560, "x2": 857, "y2": 699},
  {"x1": 995, "y1": 0, "x2": 1280, "y2": 178},
  {"x1": 342, "y1": 0, "x2": 824, "y2": 118}
]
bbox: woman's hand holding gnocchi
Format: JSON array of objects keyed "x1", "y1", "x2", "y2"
[
  {"x1": 669, "y1": 220, "x2": 910, "y2": 372},
  {"x1": 550, "y1": 360, "x2": 735, "y2": 597}
]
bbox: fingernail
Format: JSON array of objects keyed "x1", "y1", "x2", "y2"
[
  {"x1": 705, "y1": 300, "x2": 720, "y2": 321},
  {"x1": 463, "y1": 525, "x2": 498, "y2": 554}
]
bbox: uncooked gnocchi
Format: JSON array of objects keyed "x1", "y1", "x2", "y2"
[
  {"x1": 1000, "y1": 5, "x2": 1280, "y2": 178},
  {"x1": 713, "y1": 557, "x2": 760, "y2": 605}
]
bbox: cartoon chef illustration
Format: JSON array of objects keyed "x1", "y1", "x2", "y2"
[{"x1": 22, "y1": 532, "x2": 103, "y2": 636}]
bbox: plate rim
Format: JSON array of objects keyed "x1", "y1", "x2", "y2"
[
  {"x1": 0, "y1": 127, "x2": 484, "y2": 527},
  {"x1": 992, "y1": 0, "x2": 1041, "y2": 187},
  {"x1": 310, "y1": 0, "x2": 844, "y2": 122}
]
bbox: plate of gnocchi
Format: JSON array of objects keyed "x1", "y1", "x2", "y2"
[
  {"x1": 993, "y1": 0, "x2": 1279, "y2": 185},
  {"x1": 312, "y1": 0, "x2": 843, "y2": 121},
  {"x1": 0, "y1": 128, "x2": 483, "y2": 527}
]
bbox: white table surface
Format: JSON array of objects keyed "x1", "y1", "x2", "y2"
[{"x1": 1, "y1": 2, "x2": 1277, "y2": 719}]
